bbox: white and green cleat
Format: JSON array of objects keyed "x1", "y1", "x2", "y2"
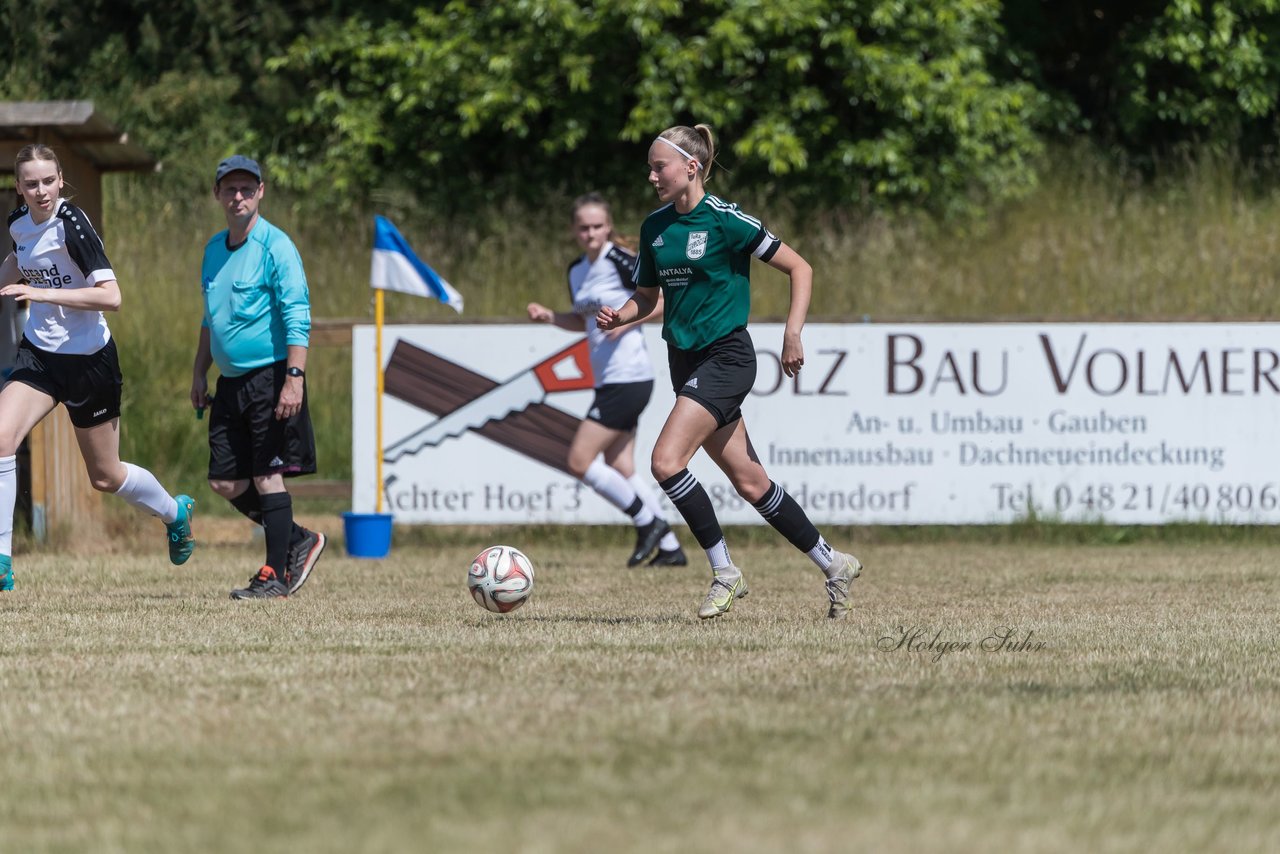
[
  {"x1": 824, "y1": 550, "x2": 863, "y2": 619},
  {"x1": 697, "y1": 567, "x2": 748, "y2": 619},
  {"x1": 0, "y1": 554, "x2": 12, "y2": 591}
]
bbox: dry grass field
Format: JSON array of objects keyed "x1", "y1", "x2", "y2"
[{"x1": 1, "y1": 522, "x2": 1278, "y2": 853}]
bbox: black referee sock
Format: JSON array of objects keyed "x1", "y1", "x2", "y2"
[
  {"x1": 259, "y1": 492, "x2": 294, "y2": 574},
  {"x1": 659, "y1": 469, "x2": 723, "y2": 549},
  {"x1": 229, "y1": 490, "x2": 264, "y2": 525},
  {"x1": 752, "y1": 481, "x2": 821, "y2": 553},
  {"x1": 230, "y1": 489, "x2": 307, "y2": 545}
]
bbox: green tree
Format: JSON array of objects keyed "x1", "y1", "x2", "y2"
[
  {"x1": 1, "y1": 0, "x2": 365, "y2": 188},
  {"x1": 267, "y1": 0, "x2": 1047, "y2": 215},
  {"x1": 1001, "y1": 1, "x2": 1280, "y2": 161}
]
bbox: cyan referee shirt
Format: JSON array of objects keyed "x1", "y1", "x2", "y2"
[{"x1": 200, "y1": 217, "x2": 311, "y2": 377}]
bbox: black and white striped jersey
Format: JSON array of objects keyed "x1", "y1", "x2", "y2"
[
  {"x1": 8, "y1": 199, "x2": 113, "y2": 354},
  {"x1": 566, "y1": 241, "x2": 653, "y2": 386}
]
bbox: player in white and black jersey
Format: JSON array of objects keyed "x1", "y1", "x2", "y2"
[
  {"x1": 527, "y1": 193, "x2": 685, "y2": 567},
  {"x1": 0, "y1": 144, "x2": 195, "y2": 592}
]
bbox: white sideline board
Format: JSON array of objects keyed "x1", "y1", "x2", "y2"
[{"x1": 352, "y1": 323, "x2": 1280, "y2": 525}]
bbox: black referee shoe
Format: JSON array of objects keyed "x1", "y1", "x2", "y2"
[
  {"x1": 230, "y1": 566, "x2": 289, "y2": 600},
  {"x1": 627, "y1": 518, "x2": 670, "y2": 567},
  {"x1": 286, "y1": 529, "x2": 327, "y2": 595}
]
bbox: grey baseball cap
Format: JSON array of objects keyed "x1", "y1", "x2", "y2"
[{"x1": 214, "y1": 154, "x2": 262, "y2": 184}]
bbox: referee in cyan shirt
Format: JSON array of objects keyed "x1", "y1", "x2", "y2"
[{"x1": 189, "y1": 155, "x2": 326, "y2": 600}]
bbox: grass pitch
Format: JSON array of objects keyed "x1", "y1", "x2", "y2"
[{"x1": 1, "y1": 526, "x2": 1278, "y2": 853}]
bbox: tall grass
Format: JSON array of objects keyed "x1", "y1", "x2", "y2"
[{"x1": 100, "y1": 147, "x2": 1280, "y2": 507}]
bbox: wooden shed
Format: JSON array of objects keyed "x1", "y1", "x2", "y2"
[{"x1": 0, "y1": 101, "x2": 157, "y2": 542}]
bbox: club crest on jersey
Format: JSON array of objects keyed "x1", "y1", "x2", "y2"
[{"x1": 686, "y1": 231, "x2": 708, "y2": 260}]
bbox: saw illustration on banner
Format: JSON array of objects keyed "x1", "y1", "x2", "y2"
[{"x1": 384, "y1": 338, "x2": 595, "y2": 462}]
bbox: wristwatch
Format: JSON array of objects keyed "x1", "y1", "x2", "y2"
[{"x1": 286, "y1": 366, "x2": 305, "y2": 378}]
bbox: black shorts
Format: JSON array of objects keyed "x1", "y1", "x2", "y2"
[
  {"x1": 667, "y1": 327, "x2": 756, "y2": 428},
  {"x1": 7, "y1": 336, "x2": 122, "y2": 428},
  {"x1": 208, "y1": 362, "x2": 317, "y2": 480},
  {"x1": 586, "y1": 380, "x2": 653, "y2": 431}
]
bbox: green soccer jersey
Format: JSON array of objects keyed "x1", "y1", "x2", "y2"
[{"x1": 634, "y1": 194, "x2": 781, "y2": 351}]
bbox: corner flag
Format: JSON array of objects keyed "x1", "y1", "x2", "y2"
[{"x1": 371, "y1": 215, "x2": 464, "y2": 313}]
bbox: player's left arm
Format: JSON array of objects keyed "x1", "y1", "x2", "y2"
[
  {"x1": 763, "y1": 242, "x2": 812, "y2": 378},
  {"x1": 271, "y1": 238, "x2": 311, "y2": 349},
  {"x1": 270, "y1": 238, "x2": 311, "y2": 420}
]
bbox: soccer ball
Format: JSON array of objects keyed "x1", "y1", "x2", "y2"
[{"x1": 467, "y1": 545, "x2": 535, "y2": 613}]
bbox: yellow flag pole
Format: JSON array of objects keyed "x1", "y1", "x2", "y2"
[{"x1": 375, "y1": 288, "x2": 385, "y2": 514}]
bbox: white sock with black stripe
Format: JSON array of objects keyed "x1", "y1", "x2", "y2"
[{"x1": 584, "y1": 458, "x2": 653, "y2": 526}]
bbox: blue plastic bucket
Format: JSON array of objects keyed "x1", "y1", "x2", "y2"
[{"x1": 343, "y1": 512, "x2": 393, "y2": 558}]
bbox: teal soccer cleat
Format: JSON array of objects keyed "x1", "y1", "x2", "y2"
[{"x1": 167, "y1": 495, "x2": 196, "y2": 565}]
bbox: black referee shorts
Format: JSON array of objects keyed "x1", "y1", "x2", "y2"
[
  {"x1": 667, "y1": 327, "x2": 756, "y2": 428},
  {"x1": 7, "y1": 336, "x2": 122, "y2": 428},
  {"x1": 208, "y1": 361, "x2": 317, "y2": 480}
]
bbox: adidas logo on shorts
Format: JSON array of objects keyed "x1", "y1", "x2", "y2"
[
  {"x1": 269, "y1": 456, "x2": 284, "y2": 467},
  {"x1": 684, "y1": 377, "x2": 699, "y2": 389}
]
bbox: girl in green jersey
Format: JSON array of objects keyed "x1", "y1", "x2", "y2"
[{"x1": 598, "y1": 125, "x2": 863, "y2": 620}]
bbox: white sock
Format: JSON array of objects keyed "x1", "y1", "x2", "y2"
[
  {"x1": 705, "y1": 538, "x2": 732, "y2": 572},
  {"x1": 113, "y1": 462, "x2": 179, "y2": 523},
  {"x1": 583, "y1": 458, "x2": 653, "y2": 524},
  {"x1": 629, "y1": 474, "x2": 679, "y2": 549},
  {"x1": 808, "y1": 535, "x2": 835, "y2": 573},
  {"x1": 0, "y1": 455, "x2": 15, "y2": 556}
]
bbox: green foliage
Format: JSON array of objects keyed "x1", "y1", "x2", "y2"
[
  {"x1": 1122, "y1": 0, "x2": 1280, "y2": 150},
  {"x1": 267, "y1": 0, "x2": 1046, "y2": 216},
  {"x1": 1001, "y1": 1, "x2": 1280, "y2": 162},
  {"x1": 1, "y1": 0, "x2": 364, "y2": 188},
  {"x1": 15, "y1": 0, "x2": 1280, "y2": 211}
]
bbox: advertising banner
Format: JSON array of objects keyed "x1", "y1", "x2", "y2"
[{"x1": 352, "y1": 323, "x2": 1280, "y2": 525}]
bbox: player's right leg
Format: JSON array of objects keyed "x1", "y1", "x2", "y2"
[
  {"x1": 73, "y1": 417, "x2": 195, "y2": 566},
  {"x1": 0, "y1": 380, "x2": 59, "y2": 592},
  {"x1": 603, "y1": 431, "x2": 687, "y2": 567},
  {"x1": 652, "y1": 397, "x2": 744, "y2": 617}
]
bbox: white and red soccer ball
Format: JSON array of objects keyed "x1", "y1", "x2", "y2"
[{"x1": 467, "y1": 545, "x2": 535, "y2": 613}]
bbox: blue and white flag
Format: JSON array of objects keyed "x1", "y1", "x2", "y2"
[{"x1": 371, "y1": 215, "x2": 464, "y2": 313}]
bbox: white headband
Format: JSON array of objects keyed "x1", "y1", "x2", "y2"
[{"x1": 655, "y1": 136, "x2": 702, "y2": 171}]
